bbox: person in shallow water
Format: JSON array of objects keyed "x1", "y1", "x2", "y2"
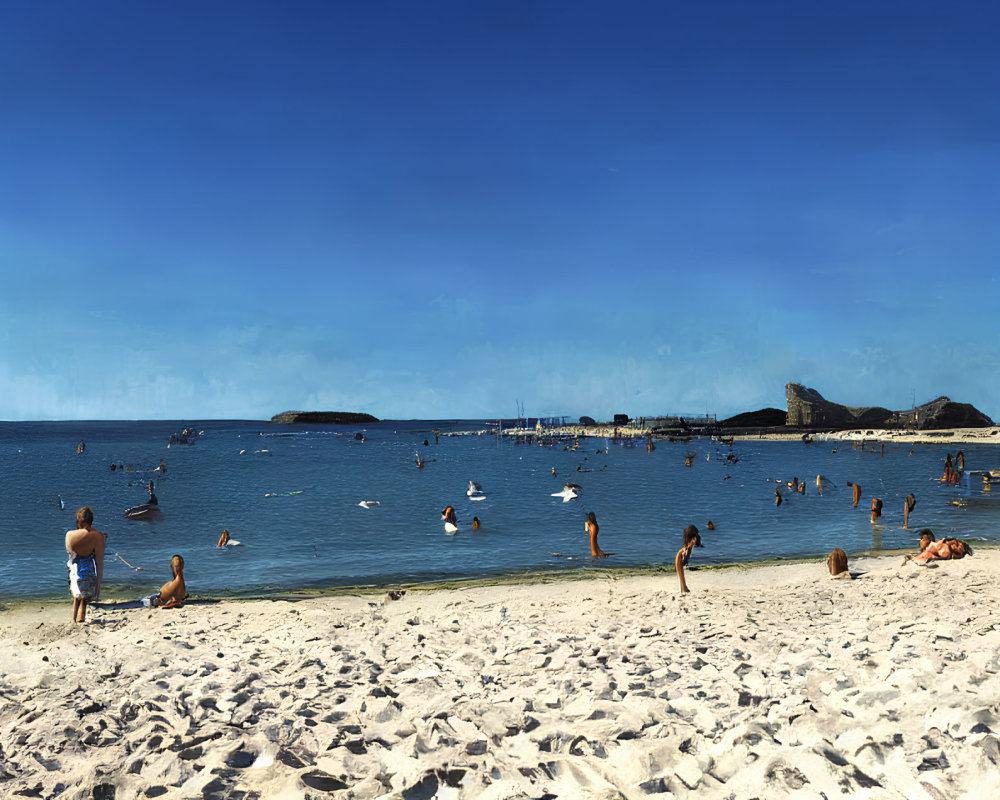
[
  {"x1": 903, "y1": 493, "x2": 916, "y2": 529},
  {"x1": 585, "y1": 511, "x2": 608, "y2": 558},
  {"x1": 847, "y1": 481, "x2": 861, "y2": 508},
  {"x1": 65, "y1": 506, "x2": 106, "y2": 623},
  {"x1": 675, "y1": 524, "x2": 703, "y2": 593}
]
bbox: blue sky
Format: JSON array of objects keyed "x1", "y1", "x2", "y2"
[{"x1": 1, "y1": 1, "x2": 998, "y2": 422}]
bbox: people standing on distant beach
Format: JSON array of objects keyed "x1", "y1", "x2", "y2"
[
  {"x1": 675, "y1": 524, "x2": 703, "y2": 593},
  {"x1": 585, "y1": 511, "x2": 608, "y2": 558},
  {"x1": 65, "y1": 506, "x2": 105, "y2": 623},
  {"x1": 143, "y1": 555, "x2": 186, "y2": 608},
  {"x1": 903, "y1": 493, "x2": 916, "y2": 529},
  {"x1": 847, "y1": 482, "x2": 861, "y2": 508},
  {"x1": 870, "y1": 497, "x2": 883, "y2": 524}
]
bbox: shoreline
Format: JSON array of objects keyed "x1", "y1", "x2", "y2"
[
  {"x1": 491, "y1": 424, "x2": 1000, "y2": 445},
  {"x1": 4, "y1": 544, "x2": 983, "y2": 612},
  {"x1": 2, "y1": 550, "x2": 998, "y2": 798}
]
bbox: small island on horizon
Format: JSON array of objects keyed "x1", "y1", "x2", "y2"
[{"x1": 270, "y1": 411, "x2": 380, "y2": 425}]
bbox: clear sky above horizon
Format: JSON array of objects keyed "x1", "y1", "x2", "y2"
[{"x1": 2, "y1": 1, "x2": 998, "y2": 422}]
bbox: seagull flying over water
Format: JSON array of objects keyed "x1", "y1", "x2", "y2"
[{"x1": 551, "y1": 483, "x2": 582, "y2": 503}]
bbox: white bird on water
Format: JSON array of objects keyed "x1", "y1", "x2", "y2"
[
  {"x1": 467, "y1": 481, "x2": 486, "y2": 500},
  {"x1": 358, "y1": 500, "x2": 381, "y2": 509},
  {"x1": 551, "y1": 483, "x2": 582, "y2": 503}
]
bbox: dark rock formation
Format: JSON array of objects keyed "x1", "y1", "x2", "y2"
[
  {"x1": 270, "y1": 411, "x2": 380, "y2": 425},
  {"x1": 785, "y1": 384, "x2": 993, "y2": 429},
  {"x1": 720, "y1": 408, "x2": 787, "y2": 428},
  {"x1": 579, "y1": 416, "x2": 597, "y2": 426}
]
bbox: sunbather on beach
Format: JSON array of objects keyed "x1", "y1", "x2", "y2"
[
  {"x1": 65, "y1": 506, "x2": 106, "y2": 623},
  {"x1": 906, "y1": 529, "x2": 972, "y2": 565},
  {"x1": 143, "y1": 555, "x2": 186, "y2": 608},
  {"x1": 586, "y1": 511, "x2": 607, "y2": 558},
  {"x1": 675, "y1": 524, "x2": 703, "y2": 593}
]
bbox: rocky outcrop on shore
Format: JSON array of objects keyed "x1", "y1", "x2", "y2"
[
  {"x1": 785, "y1": 384, "x2": 993, "y2": 429},
  {"x1": 270, "y1": 411, "x2": 379, "y2": 424}
]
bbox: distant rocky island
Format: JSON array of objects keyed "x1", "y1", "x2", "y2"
[{"x1": 270, "y1": 411, "x2": 380, "y2": 424}]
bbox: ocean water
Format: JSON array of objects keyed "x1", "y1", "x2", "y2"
[{"x1": 1, "y1": 419, "x2": 998, "y2": 601}]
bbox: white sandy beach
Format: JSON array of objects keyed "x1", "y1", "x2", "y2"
[
  {"x1": 2, "y1": 551, "x2": 1000, "y2": 799},
  {"x1": 738, "y1": 427, "x2": 1000, "y2": 446}
]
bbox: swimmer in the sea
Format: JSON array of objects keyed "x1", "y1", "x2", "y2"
[
  {"x1": 472, "y1": 516, "x2": 480, "y2": 530},
  {"x1": 775, "y1": 486, "x2": 783, "y2": 507},
  {"x1": 586, "y1": 511, "x2": 608, "y2": 558},
  {"x1": 707, "y1": 520, "x2": 715, "y2": 530},
  {"x1": 217, "y1": 529, "x2": 230, "y2": 547},
  {"x1": 675, "y1": 524, "x2": 702, "y2": 593}
]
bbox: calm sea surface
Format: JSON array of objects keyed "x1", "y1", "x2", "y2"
[{"x1": 2, "y1": 419, "x2": 998, "y2": 601}]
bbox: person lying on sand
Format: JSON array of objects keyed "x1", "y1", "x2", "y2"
[
  {"x1": 142, "y1": 555, "x2": 187, "y2": 608},
  {"x1": 904, "y1": 529, "x2": 973, "y2": 565},
  {"x1": 675, "y1": 525, "x2": 703, "y2": 593}
]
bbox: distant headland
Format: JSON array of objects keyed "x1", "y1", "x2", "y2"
[{"x1": 270, "y1": 411, "x2": 380, "y2": 424}]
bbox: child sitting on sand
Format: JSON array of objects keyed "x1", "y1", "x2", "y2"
[{"x1": 142, "y1": 555, "x2": 187, "y2": 608}]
